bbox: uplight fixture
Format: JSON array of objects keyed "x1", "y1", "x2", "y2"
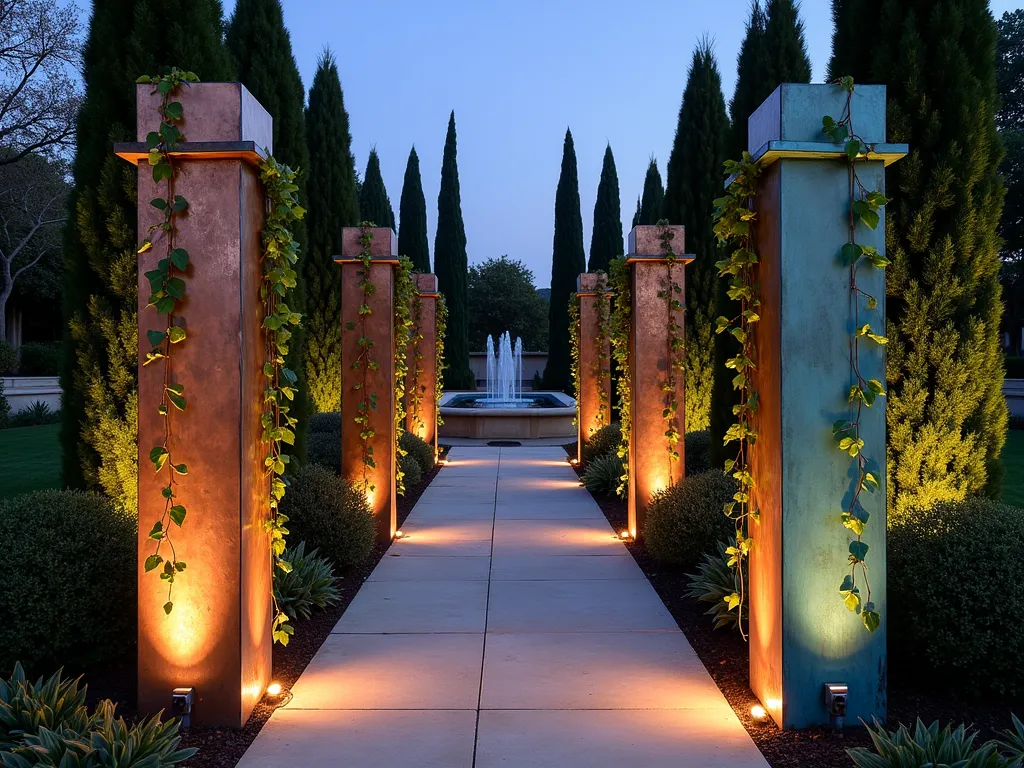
[
  {"x1": 619, "y1": 530, "x2": 631, "y2": 541},
  {"x1": 750, "y1": 704, "x2": 767, "y2": 721},
  {"x1": 266, "y1": 682, "x2": 282, "y2": 698},
  {"x1": 394, "y1": 530, "x2": 405, "y2": 539}
]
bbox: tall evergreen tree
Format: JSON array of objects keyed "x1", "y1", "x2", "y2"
[
  {"x1": 358, "y1": 149, "x2": 396, "y2": 231},
  {"x1": 631, "y1": 195, "x2": 641, "y2": 228},
  {"x1": 542, "y1": 128, "x2": 586, "y2": 392},
  {"x1": 434, "y1": 112, "x2": 474, "y2": 389},
  {"x1": 227, "y1": 0, "x2": 311, "y2": 459},
  {"x1": 304, "y1": 49, "x2": 359, "y2": 413},
  {"x1": 61, "y1": 0, "x2": 233, "y2": 503},
  {"x1": 662, "y1": 41, "x2": 729, "y2": 433},
  {"x1": 398, "y1": 147, "x2": 430, "y2": 272},
  {"x1": 829, "y1": 0, "x2": 1007, "y2": 518},
  {"x1": 712, "y1": 0, "x2": 812, "y2": 466},
  {"x1": 637, "y1": 159, "x2": 665, "y2": 226},
  {"x1": 588, "y1": 145, "x2": 623, "y2": 273}
]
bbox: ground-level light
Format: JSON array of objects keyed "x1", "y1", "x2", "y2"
[
  {"x1": 266, "y1": 682, "x2": 282, "y2": 698},
  {"x1": 750, "y1": 704, "x2": 767, "y2": 720}
]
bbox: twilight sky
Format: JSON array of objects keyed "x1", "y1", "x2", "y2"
[{"x1": 232, "y1": 0, "x2": 1021, "y2": 288}]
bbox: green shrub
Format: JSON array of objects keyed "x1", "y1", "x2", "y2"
[
  {"x1": 0, "y1": 340, "x2": 17, "y2": 374},
  {"x1": 306, "y1": 430, "x2": 340, "y2": 474},
  {"x1": 280, "y1": 464, "x2": 375, "y2": 570},
  {"x1": 686, "y1": 539, "x2": 746, "y2": 632},
  {"x1": 889, "y1": 498, "x2": 1024, "y2": 699},
  {"x1": 582, "y1": 422, "x2": 621, "y2": 463},
  {"x1": 0, "y1": 663, "x2": 194, "y2": 765},
  {"x1": 848, "y1": 718, "x2": 1008, "y2": 768},
  {"x1": 644, "y1": 470, "x2": 734, "y2": 568},
  {"x1": 399, "y1": 431, "x2": 434, "y2": 475},
  {"x1": 0, "y1": 491, "x2": 136, "y2": 674},
  {"x1": 273, "y1": 541, "x2": 339, "y2": 621},
  {"x1": 308, "y1": 411, "x2": 341, "y2": 435},
  {"x1": 398, "y1": 451, "x2": 423, "y2": 493},
  {"x1": 684, "y1": 430, "x2": 711, "y2": 476},
  {"x1": 1006, "y1": 356, "x2": 1024, "y2": 380},
  {"x1": 582, "y1": 452, "x2": 623, "y2": 496},
  {"x1": 15, "y1": 343, "x2": 61, "y2": 377},
  {"x1": 0, "y1": 380, "x2": 10, "y2": 429},
  {"x1": 9, "y1": 401, "x2": 59, "y2": 428}
]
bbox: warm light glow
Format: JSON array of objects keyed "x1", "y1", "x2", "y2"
[
  {"x1": 619, "y1": 530, "x2": 631, "y2": 540},
  {"x1": 366, "y1": 489, "x2": 376, "y2": 509},
  {"x1": 751, "y1": 705, "x2": 767, "y2": 720},
  {"x1": 266, "y1": 682, "x2": 282, "y2": 697},
  {"x1": 394, "y1": 530, "x2": 405, "y2": 539},
  {"x1": 767, "y1": 698, "x2": 782, "y2": 711}
]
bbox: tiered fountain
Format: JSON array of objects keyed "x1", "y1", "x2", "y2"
[{"x1": 438, "y1": 332, "x2": 575, "y2": 441}]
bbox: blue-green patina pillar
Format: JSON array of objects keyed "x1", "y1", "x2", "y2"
[{"x1": 744, "y1": 84, "x2": 906, "y2": 729}]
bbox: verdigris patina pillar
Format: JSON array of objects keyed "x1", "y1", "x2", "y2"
[
  {"x1": 745, "y1": 83, "x2": 906, "y2": 728},
  {"x1": 117, "y1": 82, "x2": 274, "y2": 726},
  {"x1": 626, "y1": 225, "x2": 692, "y2": 539},
  {"x1": 406, "y1": 273, "x2": 440, "y2": 457},
  {"x1": 576, "y1": 272, "x2": 612, "y2": 463},
  {"x1": 337, "y1": 227, "x2": 398, "y2": 544}
]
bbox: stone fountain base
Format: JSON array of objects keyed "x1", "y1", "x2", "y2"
[{"x1": 438, "y1": 391, "x2": 576, "y2": 440}]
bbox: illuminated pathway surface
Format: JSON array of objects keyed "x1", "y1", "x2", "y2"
[{"x1": 239, "y1": 447, "x2": 768, "y2": 767}]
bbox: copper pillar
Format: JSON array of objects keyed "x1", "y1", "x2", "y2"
[
  {"x1": 117, "y1": 82, "x2": 273, "y2": 727},
  {"x1": 626, "y1": 225, "x2": 693, "y2": 540},
  {"x1": 406, "y1": 273, "x2": 440, "y2": 456},
  {"x1": 336, "y1": 228, "x2": 398, "y2": 544},
  {"x1": 576, "y1": 273, "x2": 612, "y2": 463}
]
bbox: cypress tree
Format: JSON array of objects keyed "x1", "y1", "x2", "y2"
[
  {"x1": 662, "y1": 41, "x2": 730, "y2": 433},
  {"x1": 542, "y1": 128, "x2": 586, "y2": 392},
  {"x1": 61, "y1": 0, "x2": 232, "y2": 503},
  {"x1": 303, "y1": 49, "x2": 359, "y2": 413},
  {"x1": 359, "y1": 149, "x2": 396, "y2": 230},
  {"x1": 227, "y1": 0, "x2": 311, "y2": 460},
  {"x1": 588, "y1": 145, "x2": 623, "y2": 273},
  {"x1": 398, "y1": 147, "x2": 430, "y2": 272},
  {"x1": 631, "y1": 195, "x2": 641, "y2": 228},
  {"x1": 829, "y1": 0, "x2": 1007, "y2": 517},
  {"x1": 712, "y1": 0, "x2": 812, "y2": 466},
  {"x1": 434, "y1": 112, "x2": 474, "y2": 389},
  {"x1": 637, "y1": 159, "x2": 665, "y2": 226}
]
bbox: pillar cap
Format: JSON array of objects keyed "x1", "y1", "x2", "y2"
[
  {"x1": 627, "y1": 225, "x2": 691, "y2": 262},
  {"x1": 114, "y1": 140, "x2": 269, "y2": 166},
  {"x1": 414, "y1": 273, "x2": 439, "y2": 294},
  {"x1": 136, "y1": 82, "x2": 272, "y2": 152},
  {"x1": 335, "y1": 227, "x2": 398, "y2": 263},
  {"x1": 576, "y1": 272, "x2": 609, "y2": 294}
]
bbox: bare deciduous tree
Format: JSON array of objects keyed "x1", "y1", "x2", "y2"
[{"x1": 0, "y1": 0, "x2": 81, "y2": 165}]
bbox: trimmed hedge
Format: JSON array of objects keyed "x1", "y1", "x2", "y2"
[
  {"x1": 684, "y1": 430, "x2": 711, "y2": 476},
  {"x1": 0, "y1": 490, "x2": 136, "y2": 674},
  {"x1": 399, "y1": 452, "x2": 422, "y2": 491},
  {"x1": 280, "y1": 464, "x2": 375, "y2": 570},
  {"x1": 306, "y1": 430, "x2": 340, "y2": 473},
  {"x1": 400, "y1": 431, "x2": 434, "y2": 475},
  {"x1": 16, "y1": 342, "x2": 61, "y2": 376},
  {"x1": 308, "y1": 411, "x2": 342, "y2": 435},
  {"x1": 644, "y1": 470, "x2": 735, "y2": 569},
  {"x1": 889, "y1": 498, "x2": 1024, "y2": 699}
]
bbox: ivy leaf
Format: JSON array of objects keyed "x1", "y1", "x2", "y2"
[
  {"x1": 165, "y1": 277, "x2": 186, "y2": 300},
  {"x1": 725, "y1": 592, "x2": 741, "y2": 611},
  {"x1": 169, "y1": 505, "x2": 187, "y2": 526},
  {"x1": 149, "y1": 446, "x2": 168, "y2": 471},
  {"x1": 173, "y1": 463, "x2": 188, "y2": 475},
  {"x1": 843, "y1": 590, "x2": 861, "y2": 612},
  {"x1": 144, "y1": 554, "x2": 163, "y2": 572},
  {"x1": 164, "y1": 101, "x2": 183, "y2": 121},
  {"x1": 849, "y1": 540, "x2": 869, "y2": 562},
  {"x1": 862, "y1": 607, "x2": 881, "y2": 632},
  {"x1": 155, "y1": 296, "x2": 176, "y2": 315},
  {"x1": 147, "y1": 329, "x2": 167, "y2": 347},
  {"x1": 840, "y1": 243, "x2": 862, "y2": 265},
  {"x1": 865, "y1": 190, "x2": 889, "y2": 207},
  {"x1": 845, "y1": 139, "x2": 862, "y2": 161},
  {"x1": 150, "y1": 197, "x2": 169, "y2": 211},
  {"x1": 840, "y1": 575, "x2": 855, "y2": 592},
  {"x1": 166, "y1": 385, "x2": 186, "y2": 411},
  {"x1": 168, "y1": 326, "x2": 186, "y2": 343},
  {"x1": 148, "y1": 520, "x2": 164, "y2": 540},
  {"x1": 164, "y1": 601, "x2": 174, "y2": 615},
  {"x1": 138, "y1": 239, "x2": 153, "y2": 254},
  {"x1": 170, "y1": 248, "x2": 189, "y2": 270}
]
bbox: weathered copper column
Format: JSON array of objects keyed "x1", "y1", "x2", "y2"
[
  {"x1": 576, "y1": 272, "x2": 611, "y2": 463},
  {"x1": 626, "y1": 225, "x2": 692, "y2": 540},
  {"x1": 745, "y1": 84, "x2": 906, "y2": 728},
  {"x1": 405, "y1": 273, "x2": 440, "y2": 457},
  {"x1": 117, "y1": 82, "x2": 273, "y2": 726},
  {"x1": 336, "y1": 228, "x2": 398, "y2": 544}
]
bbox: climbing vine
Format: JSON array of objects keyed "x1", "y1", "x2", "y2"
[
  {"x1": 655, "y1": 223, "x2": 684, "y2": 468},
  {"x1": 823, "y1": 77, "x2": 889, "y2": 634},
  {"x1": 608, "y1": 256, "x2": 632, "y2": 498},
  {"x1": 345, "y1": 225, "x2": 380, "y2": 499},
  {"x1": 593, "y1": 274, "x2": 611, "y2": 430},
  {"x1": 712, "y1": 153, "x2": 763, "y2": 642},
  {"x1": 258, "y1": 156, "x2": 305, "y2": 646},
  {"x1": 137, "y1": 68, "x2": 199, "y2": 616},
  {"x1": 407, "y1": 295, "x2": 427, "y2": 437},
  {"x1": 569, "y1": 296, "x2": 581, "y2": 429},
  {"x1": 435, "y1": 294, "x2": 448, "y2": 432},
  {"x1": 394, "y1": 256, "x2": 416, "y2": 495}
]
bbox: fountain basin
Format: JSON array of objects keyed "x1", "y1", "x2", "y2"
[{"x1": 439, "y1": 391, "x2": 576, "y2": 440}]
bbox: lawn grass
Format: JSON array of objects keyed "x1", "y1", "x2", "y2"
[
  {"x1": 1002, "y1": 429, "x2": 1024, "y2": 509},
  {"x1": 0, "y1": 423, "x2": 62, "y2": 499}
]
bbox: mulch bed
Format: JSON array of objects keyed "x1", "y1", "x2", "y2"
[
  {"x1": 82, "y1": 459, "x2": 444, "y2": 768},
  {"x1": 568, "y1": 450, "x2": 1019, "y2": 767}
]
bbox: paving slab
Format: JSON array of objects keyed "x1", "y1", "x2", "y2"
[
  {"x1": 489, "y1": 554, "x2": 644, "y2": 581},
  {"x1": 398, "y1": 518, "x2": 495, "y2": 541},
  {"x1": 370, "y1": 554, "x2": 491, "y2": 582},
  {"x1": 407, "y1": 501, "x2": 497, "y2": 520},
  {"x1": 491, "y1": 518, "x2": 625, "y2": 556},
  {"x1": 332, "y1": 579, "x2": 488, "y2": 633}
]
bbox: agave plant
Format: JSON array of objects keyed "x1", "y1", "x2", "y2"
[
  {"x1": 998, "y1": 714, "x2": 1024, "y2": 762},
  {"x1": 0, "y1": 664, "x2": 92, "y2": 750},
  {"x1": 685, "y1": 540, "x2": 746, "y2": 632},
  {"x1": 273, "y1": 541, "x2": 340, "y2": 620},
  {"x1": 582, "y1": 453, "x2": 623, "y2": 497},
  {"x1": 848, "y1": 718, "x2": 1022, "y2": 768}
]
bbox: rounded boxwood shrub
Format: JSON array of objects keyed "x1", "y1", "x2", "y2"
[
  {"x1": 684, "y1": 430, "x2": 711, "y2": 476},
  {"x1": 281, "y1": 464, "x2": 375, "y2": 570},
  {"x1": 399, "y1": 452, "x2": 422, "y2": 492},
  {"x1": 308, "y1": 411, "x2": 341, "y2": 435},
  {"x1": 582, "y1": 422, "x2": 621, "y2": 464},
  {"x1": 0, "y1": 490, "x2": 136, "y2": 674},
  {"x1": 644, "y1": 470, "x2": 735, "y2": 568},
  {"x1": 889, "y1": 498, "x2": 1024, "y2": 699},
  {"x1": 306, "y1": 430, "x2": 340, "y2": 474},
  {"x1": 400, "y1": 430, "x2": 434, "y2": 475}
]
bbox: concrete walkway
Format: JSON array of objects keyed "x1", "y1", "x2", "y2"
[{"x1": 239, "y1": 447, "x2": 768, "y2": 767}]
